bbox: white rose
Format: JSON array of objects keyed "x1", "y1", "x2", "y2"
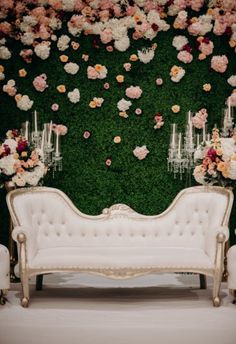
[
  {"x1": 172, "y1": 36, "x2": 189, "y2": 51},
  {"x1": 68, "y1": 88, "x2": 80, "y2": 103},
  {"x1": 57, "y1": 35, "x2": 70, "y2": 51},
  {"x1": 21, "y1": 32, "x2": 35, "y2": 46},
  {"x1": 114, "y1": 36, "x2": 130, "y2": 52},
  {"x1": 16, "y1": 95, "x2": 34, "y2": 111},
  {"x1": 3, "y1": 139, "x2": 17, "y2": 152},
  {"x1": 0, "y1": 155, "x2": 16, "y2": 175},
  {"x1": 0, "y1": 46, "x2": 11, "y2": 60},
  {"x1": 117, "y1": 98, "x2": 132, "y2": 112},
  {"x1": 227, "y1": 75, "x2": 236, "y2": 87},
  {"x1": 64, "y1": 62, "x2": 79, "y2": 75},
  {"x1": 12, "y1": 174, "x2": 26, "y2": 187},
  {"x1": 34, "y1": 43, "x2": 50, "y2": 60}
]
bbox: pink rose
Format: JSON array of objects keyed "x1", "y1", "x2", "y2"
[
  {"x1": 156, "y1": 78, "x2": 163, "y2": 86},
  {"x1": 125, "y1": 86, "x2": 142, "y2": 99},
  {"x1": 104, "y1": 82, "x2": 110, "y2": 90},
  {"x1": 133, "y1": 145, "x2": 149, "y2": 160},
  {"x1": 211, "y1": 55, "x2": 229, "y2": 73},
  {"x1": 53, "y1": 124, "x2": 68, "y2": 135},
  {"x1": 105, "y1": 158, "x2": 112, "y2": 166},
  {"x1": 82, "y1": 54, "x2": 89, "y2": 61},
  {"x1": 100, "y1": 28, "x2": 113, "y2": 44},
  {"x1": 199, "y1": 41, "x2": 214, "y2": 56},
  {"x1": 177, "y1": 50, "x2": 193, "y2": 64},
  {"x1": 123, "y1": 63, "x2": 131, "y2": 71},
  {"x1": 83, "y1": 131, "x2": 91, "y2": 139},
  {"x1": 51, "y1": 103, "x2": 59, "y2": 111},
  {"x1": 106, "y1": 45, "x2": 113, "y2": 52},
  {"x1": 87, "y1": 66, "x2": 98, "y2": 79},
  {"x1": 33, "y1": 73, "x2": 48, "y2": 92},
  {"x1": 135, "y1": 108, "x2": 142, "y2": 116}
]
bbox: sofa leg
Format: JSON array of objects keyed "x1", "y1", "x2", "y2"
[
  {"x1": 199, "y1": 274, "x2": 207, "y2": 289},
  {"x1": 36, "y1": 275, "x2": 43, "y2": 291},
  {"x1": 21, "y1": 276, "x2": 30, "y2": 308}
]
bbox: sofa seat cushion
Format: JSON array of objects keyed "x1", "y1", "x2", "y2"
[{"x1": 30, "y1": 247, "x2": 214, "y2": 271}]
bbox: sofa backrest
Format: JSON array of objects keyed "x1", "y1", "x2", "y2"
[{"x1": 7, "y1": 186, "x2": 233, "y2": 251}]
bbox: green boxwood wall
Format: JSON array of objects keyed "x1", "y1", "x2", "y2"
[{"x1": 0, "y1": 16, "x2": 236, "y2": 246}]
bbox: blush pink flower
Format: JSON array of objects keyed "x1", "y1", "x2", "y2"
[
  {"x1": 177, "y1": 50, "x2": 193, "y2": 64},
  {"x1": 82, "y1": 54, "x2": 89, "y2": 61},
  {"x1": 100, "y1": 28, "x2": 113, "y2": 44},
  {"x1": 125, "y1": 86, "x2": 142, "y2": 99},
  {"x1": 156, "y1": 78, "x2": 163, "y2": 86},
  {"x1": 87, "y1": 66, "x2": 98, "y2": 79},
  {"x1": 133, "y1": 146, "x2": 149, "y2": 160},
  {"x1": 211, "y1": 55, "x2": 229, "y2": 73},
  {"x1": 105, "y1": 158, "x2": 112, "y2": 167},
  {"x1": 123, "y1": 63, "x2": 131, "y2": 71},
  {"x1": 33, "y1": 74, "x2": 48, "y2": 92},
  {"x1": 51, "y1": 103, "x2": 59, "y2": 111},
  {"x1": 104, "y1": 82, "x2": 110, "y2": 90},
  {"x1": 199, "y1": 41, "x2": 214, "y2": 56},
  {"x1": 135, "y1": 108, "x2": 142, "y2": 116},
  {"x1": 83, "y1": 131, "x2": 91, "y2": 139},
  {"x1": 52, "y1": 124, "x2": 68, "y2": 135},
  {"x1": 106, "y1": 45, "x2": 113, "y2": 52}
]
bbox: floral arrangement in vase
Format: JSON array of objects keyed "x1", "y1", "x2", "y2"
[
  {"x1": 0, "y1": 129, "x2": 46, "y2": 188},
  {"x1": 193, "y1": 128, "x2": 236, "y2": 188}
]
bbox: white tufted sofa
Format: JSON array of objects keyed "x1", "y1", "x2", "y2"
[
  {"x1": 0, "y1": 244, "x2": 10, "y2": 305},
  {"x1": 6, "y1": 186, "x2": 233, "y2": 307},
  {"x1": 227, "y1": 245, "x2": 236, "y2": 303}
]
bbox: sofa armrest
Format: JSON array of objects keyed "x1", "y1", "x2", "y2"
[
  {"x1": 12, "y1": 226, "x2": 37, "y2": 261},
  {"x1": 205, "y1": 226, "x2": 229, "y2": 262}
]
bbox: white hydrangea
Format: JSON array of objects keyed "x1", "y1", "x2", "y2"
[
  {"x1": 21, "y1": 32, "x2": 35, "y2": 46},
  {"x1": 64, "y1": 62, "x2": 79, "y2": 75},
  {"x1": 111, "y1": 21, "x2": 128, "y2": 41},
  {"x1": 0, "y1": 155, "x2": 16, "y2": 176},
  {"x1": 12, "y1": 174, "x2": 26, "y2": 187},
  {"x1": 3, "y1": 139, "x2": 17, "y2": 152},
  {"x1": 114, "y1": 36, "x2": 130, "y2": 52},
  {"x1": 16, "y1": 95, "x2": 34, "y2": 111},
  {"x1": 0, "y1": 46, "x2": 11, "y2": 60},
  {"x1": 23, "y1": 162, "x2": 45, "y2": 186},
  {"x1": 227, "y1": 75, "x2": 236, "y2": 87},
  {"x1": 172, "y1": 36, "x2": 189, "y2": 50},
  {"x1": 117, "y1": 98, "x2": 132, "y2": 112},
  {"x1": 68, "y1": 88, "x2": 80, "y2": 103},
  {"x1": 34, "y1": 42, "x2": 50, "y2": 60},
  {"x1": 57, "y1": 35, "x2": 70, "y2": 51},
  {"x1": 171, "y1": 69, "x2": 185, "y2": 83}
]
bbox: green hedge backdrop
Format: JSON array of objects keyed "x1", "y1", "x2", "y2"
[{"x1": 0, "y1": 15, "x2": 236, "y2": 246}]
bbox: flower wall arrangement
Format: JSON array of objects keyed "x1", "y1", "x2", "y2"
[
  {"x1": 0, "y1": 1, "x2": 236, "y2": 247},
  {"x1": 0, "y1": 130, "x2": 46, "y2": 188}
]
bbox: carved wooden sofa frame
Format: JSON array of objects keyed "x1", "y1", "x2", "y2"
[{"x1": 6, "y1": 186, "x2": 233, "y2": 307}]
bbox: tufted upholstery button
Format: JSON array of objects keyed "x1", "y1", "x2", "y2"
[
  {"x1": 118, "y1": 233, "x2": 122, "y2": 236},
  {"x1": 56, "y1": 232, "x2": 60, "y2": 236},
  {"x1": 45, "y1": 232, "x2": 48, "y2": 236},
  {"x1": 94, "y1": 233, "x2": 97, "y2": 237},
  {"x1": 175, "y1": 220, "x2": 179, "y2": 224},
  {"x1": 179, "y1": 232, "x2": 183, "y2": 236},
  {"x1": 142, "y1": 234, "x2": 146, "y2": 237},
  {"x1": 81, "y1": 233, "x2": 85, "y2": 237},
  {"x1": 106, "y1": 233, "x2": 110, "y2": 237},
  {"x1": 68, "y1": 232, "x2": 72, "y2": 237},
  {"x1": 167, "y1": 232, "x2": 171, "y2": 236},
  {"x1": 191, "y1": 232, "x2": 195, "y2": 236},
  {"x1": 155, "y1": 233, "x2": 158, "y2": 237}
]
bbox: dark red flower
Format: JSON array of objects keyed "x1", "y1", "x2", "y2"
[
  {"x1": 183, "y1": 44, "x2": 192, "y2": 53},
  {"x1": 3, "y1": 144, "x2": 11, "y2": 156},
  {"x1": 207, "y1": 148, "x2": 217, "y2": 162},
  {"x1": 151, "y1": 23, "x2": 159, "y2": 32},
  {"x1": 17, "y1": 139, "x2": 28, "y2": 153}
]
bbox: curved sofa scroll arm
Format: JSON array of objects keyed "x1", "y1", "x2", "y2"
[
  {"x1": 205, "y1": 226, "x2": 229, "y2": 262},
  {"x1": 12, "y1": 226, "x2": 31, "y2": 243},
  {"x1": 12, "y1": 226, "x2": 38, "y2": 261}
]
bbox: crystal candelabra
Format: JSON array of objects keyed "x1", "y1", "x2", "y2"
[
  {"x1": 22, "y1": 110, "x2": 64, "y2": 176},
  {"x1": 168, "y1": 102, "x2": 235, "y2": 182}
]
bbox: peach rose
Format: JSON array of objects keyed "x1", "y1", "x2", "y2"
[
  {"x1": 203, "y1": 83, "x2": 211, "y2": 92},
  {"x1": 18, "y1": 69, "x2": 27, "y2": 77},
  {"x1": 130, "y1": 54, "x2": 138, "y2": 62},
  {"x1": 171, "y1": 105, "x2": 180, "y2": 113},
  {"x1": 116, "y1": 75, "x2": 124, "y2": 83},
  {"x1": 113, "y1": 136, "x2": 121, "y2": 143},
  {"x1": 57, "y1": 85, "x2": 66, "y2": 93},
  {"x1": 60, "y1": 55, "x2": 69, "y2": 63},
  {"x1": 89, "y1": 100, "x2": 97, "y2": 108}
]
